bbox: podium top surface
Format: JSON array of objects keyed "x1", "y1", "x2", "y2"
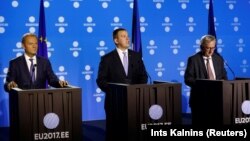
[
  {"x1": 153, "y1": 80, "x2": 181, "y2": 84},
  {"x1": 108, "y1": 83, "x2": 130, "y2": 86},
  {"x1": 196, "y1": 79, "x2": 224, "y2": 82},
  {"x1": 195, "y1": 79, "x2": 250, "y2": 85},
  {"x1": 11, "y1": 85, "x2": 81, "y2": 92},
  {"x1": 108, "y1": 81, "x2": 181, "y2": 88}
]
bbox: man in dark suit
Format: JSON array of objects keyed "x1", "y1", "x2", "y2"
[
  {"x1": 96, "y1": 28, "x2": 148, "y2": 140},
  {"x1": 4, "y1": 33, "x2": 68, "y2": 92},
  {"x1": 184, "y1": 34, "x2": 228, "y2": 125}
]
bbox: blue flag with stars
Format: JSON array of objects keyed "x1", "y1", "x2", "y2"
[
  {"x1": 38, "y1": 0, "x2": 48, "y2": 58},
  {"x1": 132, "y1": 0, "x2": 142, "y2": 58},
  {"x1": 208, "y1": 0, "x2": 217, "y2": 39}
]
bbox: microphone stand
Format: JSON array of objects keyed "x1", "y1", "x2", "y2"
[{"x1": 215, "y1": 52, "x2": 236, "y2": 80}]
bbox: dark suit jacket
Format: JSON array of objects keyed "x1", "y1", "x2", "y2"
[
  {"x1": 4, "y1": 55, "x2": 61, "y2": 92},
  {"x1": 184, "y1": 52, "x2": 228, "y2": 107},
  {"x1": 96, "y1": 49, "x2": 148, "y2": 94}
]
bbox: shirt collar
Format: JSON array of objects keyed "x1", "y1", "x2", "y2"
[
  {"x1": 24, "y1": 53, "x2": 36, "y2": 61},
  {"x1": 116, "y1": 48, "x2": 128, "y2": 54},
  {"x1": 203, "y1": 56, "x2": 212, "y2": 60}
]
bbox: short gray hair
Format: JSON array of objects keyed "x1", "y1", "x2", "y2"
[{"x1": 200, "y1": 35, "x2": 216, "y2": 49}]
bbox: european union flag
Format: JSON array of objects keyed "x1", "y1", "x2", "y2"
[
  {"x1": 38, "y1": 0, "x2": 48, "y2": 58},
  {"x1": 208, "y1": 0, "x2": 217, "y2": 39},
  {"x1": 132, "y1": 0, "x2": 142, "y2": 58},
  {"x1": 38, "y1": 0, "x2": 48, "y2": 88}
]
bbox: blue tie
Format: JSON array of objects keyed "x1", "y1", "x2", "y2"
[
  {"x1": 29, "y1": 58, "x2": 35, "y2": 83},
  {"x1": 123, "y1": 52, "x2": 128, "y2": 75}
]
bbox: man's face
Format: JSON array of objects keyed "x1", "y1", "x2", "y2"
[
  {"x1": 114, "y1": 30, "x2": 130, "y2": 50},
  {"x1": 22, "y1": 36, "x2": 38, "y2": 57},
  {"x1": 203, "y1": 40, "x2": 216, "y2": 57}
]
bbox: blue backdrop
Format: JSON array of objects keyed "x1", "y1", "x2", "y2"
[{"x1": 0, "y1": 0, "x2": 250, "y2": 127}]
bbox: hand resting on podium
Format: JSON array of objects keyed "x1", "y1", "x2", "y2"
[
  {"x1": 7, "y1": 81, "x2": 18, "y2": 91},
  {"x1": 59, "y1": 80, "x2": 69, "y2": 87}
]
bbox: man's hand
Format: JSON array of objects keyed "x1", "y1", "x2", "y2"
[
  {"x1": 7, "y1": 81, "x2": 18, "y2": 91},
  {"x1": 59, "y1": 80, "x2": 68, "y2": 87}
]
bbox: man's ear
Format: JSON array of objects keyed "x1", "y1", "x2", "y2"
[
  {"x1": 114, "y1": 38, "x2": 118, "y2": 44},
  {"x1": 21, "y1": 43, "x2": 25, "y2": 49}
]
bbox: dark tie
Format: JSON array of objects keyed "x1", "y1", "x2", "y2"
[
  {"x1": 29, "y1": 58, "x2": 35, "y2": 83},
  {"x1": 122, "y1": 52, "x2": 128, "y2": 75},
  {"x1": 206, "y1": 58, "x2": 215, "y2": 80}
]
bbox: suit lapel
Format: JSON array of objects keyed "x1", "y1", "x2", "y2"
[
  {"x1": 21, "y1": 55, "x2": 32, "y2": 80},
  {"x1": 127, "y1": 50, "x2": 132, "y2": 77},
  {"x1": 35, "y1": 56, "x2": 42, "y2": 82},
  {"x1": 212, "y1": 55, "x2": 219, "y2": 79},
  {"x1": 198, "y1": 53, "x2": 208, "y2": 78}
]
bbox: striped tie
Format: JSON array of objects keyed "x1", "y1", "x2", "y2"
[
  {"x1": 29, "y1": 58, "x2": 35, "y2": 83},
  {"x1": 123, "y1": 52, "x2": 128, "y2": 75}
]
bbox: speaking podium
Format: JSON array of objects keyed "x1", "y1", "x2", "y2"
[
  {"x1": 192, "y1": 79, "x2": 250, "y2": 125},
  {"x1": 107, "y1": 81, "x2": 182, "y2": 140},
  {"x1": 9, "y1": 86, "x2": 82, "y2": 141}
]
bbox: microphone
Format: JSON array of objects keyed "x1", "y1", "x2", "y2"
[
  {"x1": 131, "y1": 62, "x2": 152, "y2": 84},
  {"x1": 224, "y1": 60, "x2": 236, "y2": 80},
  {"x1": 146, "y1": 71, "x2": 152, "y2": 84},
  {"x1": 32, "y1": 64, "x2": 37, "y2": 72},
  {"x1": 215, "y1": 52, "x2": 235, "y2": 80}
]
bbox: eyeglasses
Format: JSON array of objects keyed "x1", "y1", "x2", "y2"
[{"x1": 205, "y1": 47, "x2": 215, "y2": 50}]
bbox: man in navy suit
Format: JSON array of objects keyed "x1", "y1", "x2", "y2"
[
  {"x1": 184, "y1": 35, "x2": 228, "y2": 124},
  {"x1": 96, "y1": 28, "x2": 148, "y2": 92},
  {"x1": 96, "y1": 28, "x2": 148, "y2": 140},
  {"x1": 4, "y1": 33, "x2": 68, "y2": 92}
]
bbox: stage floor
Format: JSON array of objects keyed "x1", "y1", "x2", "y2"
[{"x1": 0, "y1": 114, "x2": 192, "y2": 141}]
